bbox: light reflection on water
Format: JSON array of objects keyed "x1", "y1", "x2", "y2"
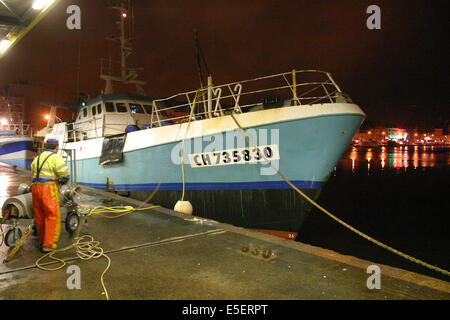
[
  {"x1": 306, "y1": 145, "x2": 450, "y2": 282},
  {"x1": 340, "y1": 145, "x2": 449, "y2": 173}
]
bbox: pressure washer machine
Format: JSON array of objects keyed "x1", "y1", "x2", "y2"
[{"x1": 0, "y1": 183, "x2": 82, "y2": 248}]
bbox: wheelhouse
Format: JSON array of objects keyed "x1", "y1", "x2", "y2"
[{"x1": 73, "y1": 93, "x2": 155, "y2": 140}]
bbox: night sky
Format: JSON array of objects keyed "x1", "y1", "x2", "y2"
[{"x1": 0, "y1": 0, "x2": 448, "y2": 131}]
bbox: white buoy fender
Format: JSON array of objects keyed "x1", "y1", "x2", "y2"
[{"x1": 174, "y1": 201, "x2": 193, "y2": 215}]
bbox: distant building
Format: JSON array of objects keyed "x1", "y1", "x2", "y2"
[
  {"x1": 351, "y1": 127, "x2": 448, "y2": 146},
  {"x1": 352, "y1": 128, "x2": 381, "y2": 146},
  {"x1": 5, "y1": 82, "x2": 74, "y2": 136},
  {"x1": 386, "y1": 128, "x2": 408, "y2": 142},
  {"x1": 0, "y1": 96, "x2": 27, "y2": 133},
  {"x1": 433, "y1": 128, "x2": 443, "y2": 137}
]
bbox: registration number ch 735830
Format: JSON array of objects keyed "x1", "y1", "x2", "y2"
[{"x1": 189, "y1": 144, "x2": 280, "y2": 168}]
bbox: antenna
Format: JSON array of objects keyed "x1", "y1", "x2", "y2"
[
  {"x1": 193, "y1": 29, "x2": 214, "y2": 119},
  {"x1": 193, "y1": 29, "x2": 210, "y2": 88},
  {"x1": 101, "y1": 0, "x2": 146, "y2": 95}
]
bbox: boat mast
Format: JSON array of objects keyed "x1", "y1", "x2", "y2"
[
  {"x1": 193, "y1": 29, "x2": 213, "y2": 118},
  {"x1": 101, "y1": 0, "x2": 146, "y2": 95},
  {"x1": 119, "y1": 1, "x2": 127, "y2": 80}
]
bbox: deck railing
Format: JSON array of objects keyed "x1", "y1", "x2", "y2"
[
  {"x1": 0, "y1": 123, "x2": 30, "y2": 136},
  {"x1": 149, "y1": 69, "x2": 350, "y2": 128},
  {"x1": 56, "y1": 70, "x2": 352, "y2": 142}
]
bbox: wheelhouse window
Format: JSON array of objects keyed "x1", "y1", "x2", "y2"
[
  {"x1": 97, "y1": 104, "x2": 102, "y2": 114},
  {"x1": 129, "y1": 103, "x2": 144, "y2": 114},
  {"x1": 83, "y1": 107, "x2": 88, "y2": 118},
  {"x1": 116, "y1": 102, "x2": 128, "y2": 113},
  {"x1": 92, "y1": 105, "x2": 96, "y2": 116},
  {"x1": 143, "y1": 104, "x2": 152, "y2": 114},
  {"x1": 105, "y1": 102, "x2": 115, "y2": 112}
]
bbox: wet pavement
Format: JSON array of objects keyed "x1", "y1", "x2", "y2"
[{"x1": 0, "y1": 162, "x2": 449, "y2": 300}]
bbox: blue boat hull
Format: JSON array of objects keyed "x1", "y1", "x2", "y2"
[
  {"x1": 70, "y1": 111, "x2": 364, "y2": 238},
  {"x1": 0, "y1": 139, "x2": 35, "y2": 170},
  {"x1": 74, "y1": 115, "x2": 361, "y2": 187}
]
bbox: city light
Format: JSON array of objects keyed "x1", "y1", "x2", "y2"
[
  {"x1": 352, "y1": 127, "x2": 448, "y2": 147},
  {"x1": 44, "y1": 114, "x2": 50, "y2": 120},
  {"x1": 0, "y1": 118, "x2": 7, "y2": 125}
]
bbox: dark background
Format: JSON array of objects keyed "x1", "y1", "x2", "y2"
[{"x1": 0, "y1": 0, "x2": 448, "y2": 131}]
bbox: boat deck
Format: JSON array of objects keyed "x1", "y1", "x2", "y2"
[{"x1": 0, "y1": 164, "x2": 449, "y2": 301}]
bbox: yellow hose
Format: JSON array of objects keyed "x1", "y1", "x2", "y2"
[
  {"x1": 180, "y1": 88, "x2": 202, "y2": 202},
  {"x1": 87, "y1": 205, "x2": 160, "y2": 219}
]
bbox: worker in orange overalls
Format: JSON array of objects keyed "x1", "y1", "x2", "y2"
[{"x1": 30, "y1": 139, "x2": 70, "y2": 253}]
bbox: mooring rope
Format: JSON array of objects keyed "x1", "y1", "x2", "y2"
[
  {"x1": 35, "y1": 218, "x2": 111, "y2": 299},
  {"x1": 229, "y1": 112, "x2": 450, "y2": 277},
  {"x1": 180, "y1": 88, "x2": 202, "y2": 202}
]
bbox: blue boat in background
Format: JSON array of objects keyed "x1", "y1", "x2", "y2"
[
  {"x1": 0, "y1": 96, "x2": 36, "y2": 170},
  {"x1": 0, "y1": 133, "x2": 35, "y2": 169}
]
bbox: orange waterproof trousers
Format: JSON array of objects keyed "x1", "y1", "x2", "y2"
[{"x1": 32, "y1": 182, "x2": 61, "y2": 249}]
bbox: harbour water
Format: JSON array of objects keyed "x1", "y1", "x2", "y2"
[{"x1": 299, "y1": 145, "x2": 450, "y2": 281}]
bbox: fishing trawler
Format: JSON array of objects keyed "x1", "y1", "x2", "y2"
[
  {"x1": 41, "y1": 3, "x2": 366, "y2": 240},
  {"x1": 0, "y1": 96, "x2": 36, "y2": 169}
]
